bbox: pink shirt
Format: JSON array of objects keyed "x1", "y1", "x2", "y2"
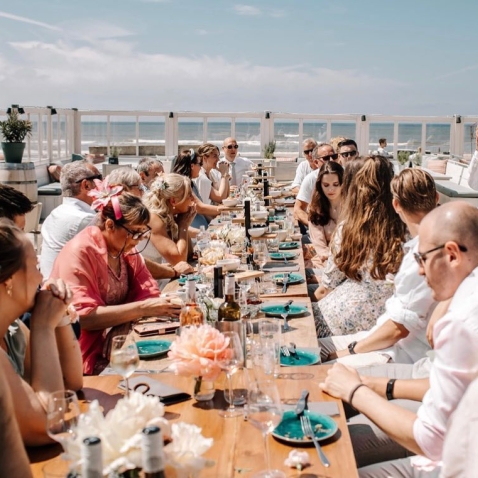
[
  {"x1": 50, "y1": 226, "x2": 159, "y2": 374},
  {"x1": 413, "y1": 267, "x2": 478, "y2": 461}
]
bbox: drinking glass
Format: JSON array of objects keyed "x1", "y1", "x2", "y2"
[
  {"x1": 246, "y1": 380, "x2": 285, "y2": 478},
  {"x1": 110, "y1": 335, "x2": 140, "y2": 397},
  {"x1": 46, "y1": 390, "x2": 81, "y2": 452},
  {"x1": 216, "y1": 331, "x2": 244, "y2": 418}
]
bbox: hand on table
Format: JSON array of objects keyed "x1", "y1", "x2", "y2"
[
  {"x1": 319, "y1": 363, "x2": 362, "y2": 403},
  {"x1": 173, "y1": 261, "x2": 194, "y2": 276},
  {"x1": 143, "y1": 298, "x2": 182, "y2": 318}
]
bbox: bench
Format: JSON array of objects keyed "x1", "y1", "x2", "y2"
[{"x1": 36, "y1": 165, "x2": 63, "y2": 220}]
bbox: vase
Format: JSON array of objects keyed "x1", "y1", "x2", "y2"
[
  {"x1": 1, "y1": 142, "x2": 26, "y2": 163},
  {"x1": 193, "y1": 376, "x2": 215, "y2": 401}
]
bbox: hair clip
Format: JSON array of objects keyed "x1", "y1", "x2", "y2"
[
  {"x1": 155, "y1": 177, "x2": 169, "y2": 191},
  {"x1": 88, "y1": 177, "x2": 123, "y2": 220}
]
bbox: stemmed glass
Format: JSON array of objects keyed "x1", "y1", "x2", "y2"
[
  {"x1": 246, "y1": 380, "x2": 285, "y2": 478},
  {"x1": 46, "y1": 390, "x2": 81, "y2": 452},
  {"x1": 110, "y1": 334, "x2": 140, "y2": 397},
  {"x1": 253, "y1": 242, "x2": 269, "y2": 273},
  {"x1": 216, "y1": 331, "x2": 244, "y2": 418}
]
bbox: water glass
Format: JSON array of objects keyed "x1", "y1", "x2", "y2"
[
  {"x1": 266, "y1": 237, "x2": 279, "y2": 253},
  {"x1": 110, "y1": 335, "x2": 140, "y2": 397},
  {"x1": 223, "y1": 367, "x2": 249, "y2": 406},
  {"x1": 258, "y1": 319, "x2": 281, "y2": 377}
]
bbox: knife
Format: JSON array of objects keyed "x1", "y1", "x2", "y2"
[
  {"x1": 282, "y1": 272, "x2": 290, "y2": 293},
  {"x1": 294, "y1": 390, "x2": 309, "y2": 417}
]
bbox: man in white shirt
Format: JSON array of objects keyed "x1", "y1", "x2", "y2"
[
  {"x1": 467, "y1": 125, "x2": 478, "y2": 190},
  {"x1": 320, "y1": 201, "x2": 478, "y2": 475},
  {"x1": 291, "y1": 138, "x2": 318, "y2": 193},
  {"x1": 337, "y1": 138, "x2": 359, "y2": 166},
  {"x1": 222, "y1": 137, "x2": 253, "y2": 187},
  {"x1": 294, "y1": 143, "x2": 336, "y2": 226},
  {"x1": 376, "y1": 138, "x2": 392, "y2": 158},
  {"x1": 40, "y1": 161, "x2": 100, "y2": 278},
  {"x1": 137, "y1": 157, "x2": 164, "y2": 192}
]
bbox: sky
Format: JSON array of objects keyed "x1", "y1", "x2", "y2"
[{"x1": 1, "y1": 0, "x2": 478, "y2": 116}]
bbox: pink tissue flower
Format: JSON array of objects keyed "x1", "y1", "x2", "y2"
[{"x1": 168, "y1": 324, "x2": 230, "y2": 381}]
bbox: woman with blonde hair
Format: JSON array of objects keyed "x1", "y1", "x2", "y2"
[
  {"x1": 143, "y1": 173, "x2": 197, "y2": 265},
  {"x1": 195, "y1": 143, "x2": 230, "y2": 205},
  {"x1": 313, "y1": 155, "x2": 405, "y2": 337}
]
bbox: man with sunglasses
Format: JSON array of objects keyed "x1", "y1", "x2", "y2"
[
  {"x1": 291, "y1": 138, "x2": 318, "y2": 194},
  {"x1": 337, "y1": 139, "x2": 359, "y2": 166},
  {"x1": 221, "y1": 137, "x2": 253, "y2": 186},
  {"x1": 294, "y1": 143, "x2": 336, "y2": 226},
  {"x1": 40, "y1": 160, "x2": 101, "y2": 277},
  {"x1": 320, "y1": 201, "x2": 478, "y2": 476}
]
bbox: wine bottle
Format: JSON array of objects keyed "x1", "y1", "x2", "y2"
[
  {"x1": 213, "y1": 265, "x2": 224, "y2": 299},
  {"x1": 218, "y1": 274, "x2": 241, "y2": 322},
  {"x1": 244, "y1": 198, "x2": 251, "y2": 241},
  {"x1": 142, "y1": 426, "x2": 166, "y2": 478},
  {"x1": 263, "y1": 178, "x2": 270, "y2": 207},
  {"x1": 81, "y1": 437, "x2": 103, "y2": 478},
  {"x1": 179, "y1": 276, "x2": 204, "y2": 326}
]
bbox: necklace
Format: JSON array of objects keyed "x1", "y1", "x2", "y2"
[{"x1": 107, "y1": 251, "x2": 122, "y2": 260}]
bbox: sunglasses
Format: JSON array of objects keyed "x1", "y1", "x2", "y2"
[
  {"x1": 317, "y1": 153, "x2": 338, "y2": 162},
  {"x1": 413, "y1": 243, "x2": 467, "y2": 267},
  {"x1": 75, "y1": 173, "x2": 103, "y2": 184},
  {"x1": 226, "y1": 144, "x2": 239, "y2": 150},
  {"x1": 303, "y1": 149, "x2": 314, "y2": 155},
  {"x1": 119, "y1": 224, "x2": 152, "y2": 241},
  {"x1": 339, "y1": 150, "x2": 358, "y2": 158}
]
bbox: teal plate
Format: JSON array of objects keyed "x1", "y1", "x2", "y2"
[
  {"x1": 272, "y1": 272, "x2": 304, "y2": 285},
  {"x1": 279, "y1": 242, "x2": 300, "y2": 250},
  {"x1": 136, "y1": 340, "x2": 171, "y2": 359},
  {"x1": 178, "y1": 275, "x2": 201, "y2": 285},
  {"x1": 261, "y1": 304, "x2": 308, "y2": 318},
  {"x1": 269, "y1": 252, "x2": 298, "y2": 260},
  {"x1": 273, "y1": 410, "x2": 338, "y2": 443},
  {"x1": 280, "y1": 349, "x2": 320, "y2": 367}
]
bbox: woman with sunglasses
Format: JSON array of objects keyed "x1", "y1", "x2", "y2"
[{"x1": 50, "y1": 183, "x2": 181, "y2": 375}]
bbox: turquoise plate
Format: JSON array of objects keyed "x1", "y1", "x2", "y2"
[
  {"x1": 178, "y1": 275, "x2": 201, "y2": 285},
  {"x1": 273, "y1": 410, "x2": 338, "y2": 443},
  {"x1": 261, "y1": 304, "x2": 308, "y2": 318},
  {"x1": 279, "y1": 242, "x2": 300, "y2": 250},
  {"x1": 272, "y1": 273, "x2": 304, "y2": 285},
  {"x1": 136, "y1": 340, "x2": 171, "y2": 359},
  {"x1": 269, "y1": 252, "x2": 297, "y2": 260},
  {"x1": 280, "y1": 349, "x2": 320, "y2": 367}
]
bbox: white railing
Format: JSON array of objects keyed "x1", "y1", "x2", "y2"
[{"x1": 1, "y1": 107, "x2": 477, "y2": 164}]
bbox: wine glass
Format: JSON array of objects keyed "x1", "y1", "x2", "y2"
[
  {"x1": 110, "y1": 334, "x2": 140, "y2": 397},
  {"x1": 46, "y1": 390, "x2": 81, "y2": 451},
  {"x1": 216, "y1": 331, "x2": 244, "y2": 418},
  {"x1": 246, "y1": 380, "x2": 285, "y2": 478}
]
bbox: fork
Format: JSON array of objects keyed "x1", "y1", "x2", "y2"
[
  {"x1": 280, "y1": 345, "x2": 290, "y2": 357},
  {"x1": 281, "y1": 299, "x2": 293, "y2": 332},
  {"x1": 300, "y1": 415, "x2": 330, "y2": 468}
]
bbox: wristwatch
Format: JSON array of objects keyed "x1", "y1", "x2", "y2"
[
  {"x1": 348, "y1": 341, "x2": 358, "y2": 355},
  {"x1": 386, "y1": 378, "x2": 397, "y2": 401}
]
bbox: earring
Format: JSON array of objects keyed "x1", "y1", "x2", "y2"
[{"x1": 6, "y1": 285, "x2": 12, "y2": 297}]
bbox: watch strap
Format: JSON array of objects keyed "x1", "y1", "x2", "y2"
[
  {"x1": 348, "y1": 341, "x2": 358, "y2": 355},
  {"x1": 386, "y1": 378, "x2": 397, "y2": 401}
]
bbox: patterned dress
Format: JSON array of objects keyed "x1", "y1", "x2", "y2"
[{"x1": 313, "y1": 224, "x2": 395, "y2": 338}]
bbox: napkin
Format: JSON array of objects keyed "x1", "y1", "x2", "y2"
[
  {"x1": 283, "y1": 401, "x2": 339, "y2": 417},
  {"x1": 262, "y1": 262, "x2": 300, "y2": 272},
  {"x1": 119, "y1": 375, "x2": 191, "y2": 405}
]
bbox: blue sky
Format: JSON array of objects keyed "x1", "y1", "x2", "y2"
[{"x1": 1, "y1": 0, "x2": 477, "y2": 115}]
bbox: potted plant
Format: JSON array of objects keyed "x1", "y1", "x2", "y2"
[
  {"x1": 0, "y1": 109, "x2": 32, "y2": 163},
  {"x1": 263, "y1": 140, "x2": 276, "y2": 159},
  {"x1": 397, "y1": 151, "x2": 410, "y2": 171},
  {"x1": 109, "y1": 145, "x2": 120, "y2": 164}
]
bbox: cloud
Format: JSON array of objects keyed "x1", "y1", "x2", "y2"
[
  {"x1": 63, "y1": 20, "x2": 134, "y2": 42},
  {"x1": 234, "y1": 4, "x2": 261, "y2": 16},
  {"x1": 0, "y1": 10, "x2": 62, "y2": 31},
  {"x1": 196, "y1": 29, "x2": 208, "y2": 36}
]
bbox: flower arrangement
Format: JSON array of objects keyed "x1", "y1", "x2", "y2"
[
  {"x1": 110, "y1": 145, "x2": 121, "y2": 158},
  {"x1": 397, "y1": 151, "x2": 411, "y2": 166},
  {"x1": 263, "y1": 140, "x2": 276, "y2": 159},
  {"x1": 0, "y1": 109, "x2": 32, "y2": 143}
]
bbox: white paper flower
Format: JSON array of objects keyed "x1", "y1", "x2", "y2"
[
  {"x1": 284, "y1": 449, "x2": 310, "y2": 470},
  {"x1": 164, "y1": 422, "x2": 214, "y2": 477}
]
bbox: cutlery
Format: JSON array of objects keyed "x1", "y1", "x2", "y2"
[
  {"x1": 281, "y1": 300, "x2": 293, "y2": 332},
  {"x1": 300, "y1": 415, "x2": 330, "y2": 468},
  {"x1": 294, "y1": 390, "x2": 309, "y2": 417},
  {"x1": 280, "y1": 345, "x2": 290, "y2": 357},
  {"x1": 281, "y1": 272, "x2": 290, "y2": 294},
  {"x1": 289, "y1": 342, "x2": 299, "y2": 358}
]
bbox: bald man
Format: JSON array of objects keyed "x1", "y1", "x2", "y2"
[
  {"x1": 320, "y1": 202, "x2": 478, "y2": 475},
  {"x1": 221, "y1": 137, "x2": 254, "y2": 186}
]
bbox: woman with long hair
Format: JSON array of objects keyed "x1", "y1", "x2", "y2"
[
  {"x1": 195, "y1": 143, "x2": 230, "y2": 205},
  {"x1": 313, "y1": 155, "x2": 405, "y2": 337},
  {"x1": 50, "y1": 184, "x2": 181, "y2": 374}
]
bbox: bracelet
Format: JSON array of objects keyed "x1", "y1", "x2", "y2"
[
  {"x1": 348, "y1": 383, "x2": 367, "y2": 406},
  {"x1": 386, "y1": 378, "x2": 397, "y2": 401}
]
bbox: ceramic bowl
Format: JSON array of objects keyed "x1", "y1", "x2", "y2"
[
  {"x1": 222, "y1": 198, "x2": 239, "y2": 207},
  {"x1": 216, "y1": 258, "x2": 241, "y2": 271},
  {"x1": 277, "y1": 230, "x2": 288, "y2": 241},
  {"x1": 269, "y1": 190, "x2": 282, "y2": 198},
  {"x1": 274, "y1": 198, "x2": 286, "y2": 205},
  {"x1": 248, "y1": 227, "x2": 267, "y2": 238},
  {"x1": 252, "y1": 211, "x2": 268, "y2": 220}
]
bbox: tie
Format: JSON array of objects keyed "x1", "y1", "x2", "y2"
[{"x1": 230, "y1": 161, "x2": 237, "y2": 185}]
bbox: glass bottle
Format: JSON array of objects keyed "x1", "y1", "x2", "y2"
[
  {"x1": 142, "y1": 426, "x2": 166, "y2": 478},
  {"x1": 81, "y1": 437, "x2": 103, "y2": 478},
  {"x1": 218, "y1": 274, "x2": 241, "y2": 322},
  {"x1": 179, "y1": 277, "x2": 204, "y2": 326}
]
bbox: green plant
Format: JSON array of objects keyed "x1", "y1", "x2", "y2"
[
  {"x1": 110, "y1": 145, "x2": 120, "y2": 158},
  {"x1": 263, "y1": 140, "x2": 276, "y2": 159},
  {"x1": 397, "y1": 151, "x2": 410, "y2": 166},
  {"x1": 0, "y1": 110, "x2": 32, "y2": 143}
]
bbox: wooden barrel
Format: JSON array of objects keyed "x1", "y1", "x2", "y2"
[{"x1": 0, "y1": 162, "x2": 38, "y2": 202}]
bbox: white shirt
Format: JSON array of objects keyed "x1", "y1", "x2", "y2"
[
  {"x1": 40, "y1": 197, "x2": 95, "y2": 278},
  {"x1": 194, "y1": 169, "x2": 213, "y2": 205},
  {"x1": 226, "y1": 156, "x2": 254, "y2": 186},
  {"x1": 372, "y1": 236, "x2": 436, "y2": 363},
  {"x1": 467, "y1": 150, "x2": 478, "y2": 190},
  {"x1": 291, "y1": 160, "x2": 313, "y2": 189},
  {"x1": 296, "y1": 169, "x2": 319, "y2": 204},
  {"x1": 413, "y1": 267, "x2": 478, "y2": 461},
  {"x1": 376, "y1": 147, "x2": 392, "y2": 157}
]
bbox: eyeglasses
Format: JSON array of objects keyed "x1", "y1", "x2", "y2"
[
  {"x1": 119, "y1": 224, "x2": 151, "y2": 241},
  {"x1": 75, "y1": 174, "x2": 103, "y2": 184},
  {"x1": 339, "y1": 150, "x2": 358, "y2": 159},
  {"x1": 413, "y1": 243, "x2": 468, "y2": 266},
  {"x1": 226, "y1": 144, "x2": 239, "y2": 150},
  {"x1": 303, "y1": 149, "x2": 314, "y2": 155},
  {"x1": 316, "y1": 153, "x2": 338, "y2": 162}
]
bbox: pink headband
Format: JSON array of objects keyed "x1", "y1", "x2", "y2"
[{"x1": 88, "y1": 178, "x2": 124, "y2": 220}]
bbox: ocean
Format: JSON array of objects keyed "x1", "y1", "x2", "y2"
[{"x1": 72, "y1": 119, "x2": 477, "y2": 157}]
